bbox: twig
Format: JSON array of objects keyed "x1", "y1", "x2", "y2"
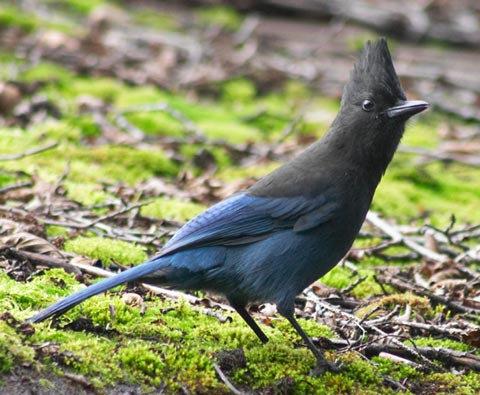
[
  {"x1": 0, "y1": 142, "x2": 58, "y2": 161},
  {"x1": 82, "y1": 200, "x2": 154, "y2": 228},
  {"x1": 366, "y1": 211, "x2": 449, "y2": 263},
  {"x1": 0, "y1": 248, "x2": 81, "y2": 276},
  {"x1": 0, "y1": 181, "x2": 33, "y2": 195},
  {"x1": 212, "y1": 362, "x2": 248, "y2": 395},
  {"x1": 305, "y1": 292, "x2": 440, "y2": 371},
  {"x1": 398, "y1": 145, "x2": 480, "y2": 167},
  {"x1": 340, "y1": 275, "x2": 367, "y2": 294},
  {"x1": 52, "y1": 161, "x2": 71, "y2": 194},
  {"x1": 376, "y1": 272, "x2": 480, "y2": 315},
  {"x1": 277, "y1": 114, "x2": 303, "y2": 145}
]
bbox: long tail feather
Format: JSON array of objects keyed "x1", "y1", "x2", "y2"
[{"x1": 27, "y1": 258, "x2": 165, "y2": 323}]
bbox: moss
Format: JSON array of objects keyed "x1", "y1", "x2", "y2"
[
  {"x1": 0, "y1": 269, "x2": 81, "y2": 316},
  {"x1": 402, "y1": 115, "x2": 440, "y2": 148},
  {"x1": 283, "y1": 80, "x2": 312, "y2": 101},
  {"x1": 195, "y1": 5, "x2": 243, "y2": 31},
  {"x1": 114, "y1": 85, "x2": 170, "y2": 108},
  {"x1": 64, "y1": 181, "x2": 113, "y2": 206},
  {"x1": 356, "y1": 293, "x2": 433, "y2": 320},
  {"x1": 42, "y1": 0, "x2": 108, "y2": 15},
  {"x1": 19, "y1": 62, "x2": 74, "y2": 82},
  {"x1": 320, "y1": 266, "x2": 388, "y2": 298},
  {"x1": 45, "y1": 225, "x2": 70, "y2": 238},
  {"x1": 409, "y1": 337, "x2": 473, "y2": 352},
  {"x1": 1, "y1": 139, "x2": 178, "y2": 185},
  {"x1": 64, "y1": 144, "x2": 179, "y2": 184},
  {"x1": 64, "y1": 237, "x2": 148, "y2": 265},
  {"x1": 216, "y1": 161, "x2": 280, "y2": 182},
  {"x1": 221, "y1": 78, "x2": 257, "y2": 104},
  {"x1": 0, "y1": 322, "x2": 35, "y2": 373},
  {"x1": 141, "y1": 198, "x2": 206, "y2": 222},
  {"x1": 68, "y1": 115, "x2": 101, "y2": 138},
  {"x1": 375, "y1": 160, "x2": 480, "y2": 225},
  {"x1": 0, "y1": 4, "x2": 38, "y2": 33},
  {"x1": 373, "y1": 355, "x2": 421, "y2": 381},
  {"x1": 197, "y1": 120, "x2": 261, "y2": 143},
  {"x1": 63, "y1": 77, "x2": 125, "y2": 103},
  {"x1": 131, "y1": 9, "x2": 178, "y2": 31},
  {"x1": 123, "y1": 111, "x2": 185, "y2": 137}
]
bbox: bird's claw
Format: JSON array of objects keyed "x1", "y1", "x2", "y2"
[{"x1": 310, "y1": 357, "x2": 343, "y2": 376}]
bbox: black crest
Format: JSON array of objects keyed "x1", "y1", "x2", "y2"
[{"x1": 346, "y1": 38, "x2": 406, "y2": 102}]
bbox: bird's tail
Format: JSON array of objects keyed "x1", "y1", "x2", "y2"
[{"x1": 27, "y1": 257, "x2": 167, "y2": 323}]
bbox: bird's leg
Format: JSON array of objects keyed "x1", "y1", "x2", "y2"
[
  {"x1": 230, "y1": 302, "x2": 269, "y2": 344},
  {"x1": 284, "y1": 313, "x2": 341, "y2": 375}
]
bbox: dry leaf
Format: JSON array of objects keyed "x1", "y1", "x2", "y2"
[
  {"x1": 122, "y1": 293, "x2": 145, "y2": 308},
  {"x1": 0, "y1": 232, "x2": 63, "y2": 258}
]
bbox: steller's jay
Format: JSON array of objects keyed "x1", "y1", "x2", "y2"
[{"x1": 28, "y1": 38, "x2": 428, "y2": 374}]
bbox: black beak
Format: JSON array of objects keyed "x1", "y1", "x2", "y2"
[{"x1": 385, "y1": 100, "x2": 429, "y2": 119}]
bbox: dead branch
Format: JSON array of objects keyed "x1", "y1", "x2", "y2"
[
  {"x1": 0, "y1": 181, "x2": 33, "y2": 195},
  {"x1": 212, "y1": 362, "x2": 248, "y2": 395},
  {"x1": 366, "y1": 211, "x2": 449, "y2": 263},
  {"x1": 305, "y1": 291, "x2": 440, "y2": 371},
  {"x1": 375, "y1": 272, "x2": 480, "y2": 315},
  {"x1": 398, "y1": 145, "x2": 480, "y2": 167},
  {"x1": 0, "y1": 142, "x2": 58, "y2": 161},
  {"x1": 0, "y1": 248, "x2": 81, "y2": 276}
]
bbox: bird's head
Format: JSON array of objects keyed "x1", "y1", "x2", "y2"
[
  {"x1": 333, "y1": 38, "x2": 428, "y2": 170},
  {"x1": 341, "y1": 38, "x2": 428, "y2": 127}
]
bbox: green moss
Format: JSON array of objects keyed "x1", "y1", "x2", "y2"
[
  {"x1": 373, "y1": 355, "x2": 421, "y2": 381},
  {"x1": 409, "y1": 337, "x2": 473, "y2": 352},
  {"x1": 42, "y1": 0, "x2": 108, "y2": 15},
  {"x1": 195, "y1": 5, "x2": 243, "y2": 31},
  {"x1": 141, "y1": 198, "x2": 206, "y2": 222},
  {"x1": 64, "y1": 237, "x2": 148, "y2": 265},
  {"x1": 221, "y1": 78, "x2": 257, "y2": 104},
  {"x1": 19, "y1": 62, "x2": 74, "y2": 82},
  {"x1": 197, "y1": 120, "x2": 260, "y2": 143},
  {"x1": 131, "y1": 9, "x2": 178, "y2": 31},
  {"x1": 45, "y1": 225, "x2": 70, "y2": 238},
  {"x1": 0, "y1": 269, "x2": 81, "y2": 316},
  {"x1": 375, "y1": 160, "x2": 480, "y2": 225},
  {"x1": 320, "y1": 266, "x2": 387, "y2": 298},
  {"x1": 217, "y1": 161, "x2": 280, "y2": 182},
  {"x1": 64, "y1": 144, "x2": 178, "y2": 184},
  {"x1": 0, "y1": 4, "x2": 38, "y2": 33},
  {"x1": 283, "y1": 80, "x2": 312, "y2": 101},
  {"x1": 68, "y1": 115, "x2": 101, "y2": 137},
  {"x1": 123, "y1": 111, "x2": 185, "y2": 137},
  {"x1": 402, "y1": 116, "x2": 440, "y2": 148},
  {"x1": 64, "y1": 77, "x2": 125, "y2": 102},
  {"x1": 64, "y1": 181, "x2": 113, "y2": 206},
  {"x1": 0, "y1": 322, "x2": 35, "y2": 373}
]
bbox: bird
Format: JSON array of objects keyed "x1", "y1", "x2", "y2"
[{"x1": 27, "y1": 38, "x2": 428, "y2": 374}]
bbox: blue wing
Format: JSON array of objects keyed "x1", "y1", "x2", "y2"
[{"x1": 160, "y1": 192, "x2": 337, "y2": 256}]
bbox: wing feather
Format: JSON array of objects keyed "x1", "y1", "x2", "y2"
[{"x1": 160, "y1": 193, "x2": 336, "y2": 256}]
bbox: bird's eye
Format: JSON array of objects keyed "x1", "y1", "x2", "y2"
[{"x1": 362, "y1": 99, "x2": 375, "y2": 112}]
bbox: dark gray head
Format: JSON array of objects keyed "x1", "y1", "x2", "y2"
[
  {"x1": 330, "y1": 38, "x2": 428, "y2": 172},
  {"x1": 343, "y1": 38, "x2": 405, "y2": 111}
]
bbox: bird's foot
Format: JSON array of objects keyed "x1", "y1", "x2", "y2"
[{"x1": 310, "y1": 357, "x2": 343, "y2": 376}]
